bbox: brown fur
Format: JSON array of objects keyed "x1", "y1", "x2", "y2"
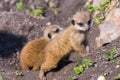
[
  {"x1": 39, "y1": 11, "x2": 92, "y2": 80},
  {"x1": 20, "y1": 25, "x2": 62, "y2": 71}
]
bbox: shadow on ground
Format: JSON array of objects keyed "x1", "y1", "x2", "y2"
[{"x1": 0, "y1": 30, "x2": 27, "y2": 58}]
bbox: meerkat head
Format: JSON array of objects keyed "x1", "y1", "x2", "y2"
[
  {"x1": 71, "y1": 11, "x2": 92, "y2": 31},
  {"x1": 43, "y1": 25, "x2": 62, "y2": 40}
]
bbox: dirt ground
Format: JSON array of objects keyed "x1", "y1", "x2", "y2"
[{"x1": 0, "y1": 0, "x2": 120, "y2": 80}]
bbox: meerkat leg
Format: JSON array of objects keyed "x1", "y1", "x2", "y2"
[
  {"x1": 39, "y1": 68, "x2": 46, "y2": 80},
  {"x1": 73, "y1": 44, "x2": 87, "y2": 57},
  {"x1": 39, "y1": 62, "x2": 56, "y2": 80},
  {"x1": 21, "y1": 63, "x2": 29, "y2": 71},
  {"x1": 70, "y1": 37, "x2": 87, "y2": 57},
  {"x1": 39, "y1": 55, "x2": 60, "y2": 80},
  {"x1": 32, "y1": 64, "x2": 40, "y2": 71}
]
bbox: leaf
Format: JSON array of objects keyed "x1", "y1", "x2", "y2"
[
  {"x1": 93, "y1": 18, "x2": 100, "y2": 24},
  {"x1": 100, "y1": 0, "x2": 110, "y2": 7},
  {"x1": 97, "y1": 13, "x2": 105, "y2": 20},
  {"x1": 95, "y1": 5, "x2": 102, "y2": 11},
  {"x1": 52, "y1": 8, "x2": 59, "y2": 14},
  {"x1": 29, "y1": 6, "x2": 44, "y2": 16},
  {"x1": 102, "y1": 54, "x2": 110, "y2": 59},
  {"x1": 70, "y1": 75, "x2": 77, "y2": 80},
  {"x1": 109, "y1": 46, "x2": 116, "y2": 58},
  {"x1": 102, "y1": 46, "x2": 116, "y2": 60},
  {"x1": 111, "y1": 60, "x2": 118, "y2": 63},
  {"x1": 82, "y1": 59, "x2": 92, "y2": 67},
  {"x1": 85, "y1": 4, "x2": 94, "y2": 12},
  {"x1": 16, "y1": 2, "x2": 25, "y2": 10},
  {"x1": 114, "y1": 73, "x2": 120, "y2": 80},
  {"x1": 74, "y1": 65, "x2": 84, "y2": 74},
  {"x1": 0, "y1": 74, "x2": 3, "y2": 80},
  {"x1": 102, "y1": 72, "x2": 109, "y2": 77},
  {"x1": 15, "y1": 70, "x2": 24, "y2": 76}
]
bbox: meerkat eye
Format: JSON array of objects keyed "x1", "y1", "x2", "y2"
[
  {"x1": 54, "y1": 28, "x2": 60, "y2": 33},
  {"x1": 77, "y1": 23, "x2": 83, "y2": 26},
  {"x1": 71, "y1": 20, "x2": 75, "y2": 25},
  {"x1": 88, "y1": 19, "x2": 91, "y2": 25},
  {"x1": 48, "y1": 33, "x2": 52, "y2": 39}
]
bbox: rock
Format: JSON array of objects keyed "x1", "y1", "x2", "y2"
[
  {"x1": 97, "y1": 75, "x2": 106, "y2": 80},
  {"x1": 115, "y1": 65, "x2": 120, "y2": 68},
  {"x1": 105, "y1": 8, "x2": 120, "y2": 21},
  {"x1": 96, "y1": 8, "x2": 120, "y2": 48}
]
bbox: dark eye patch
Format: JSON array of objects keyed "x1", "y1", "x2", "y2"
[
  {"x1": 71, "y1": 20, "x2": 75, "y2": 25},
  {"x1": 77, "y1": 23, "x2": 83, "y2": 26},
  {"x1": 54, "y1": 28, "x2": 60, "y2": 33},
  {"x1": 48, "y1": 33, "x2": 52, "y2": 39},
  {"x1": 88, "y1": 19, "x2": 91, "y2": 25}
]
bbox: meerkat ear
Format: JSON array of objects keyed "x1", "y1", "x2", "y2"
[
  {"x1": 71, "y1": 20, "x2": 75, "y2": 25},
  {"x1": 48, "y1": 33, "x2": 52, "y2": 39}
]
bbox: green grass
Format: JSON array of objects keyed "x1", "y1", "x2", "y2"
[
  {"x1": 0, "y1": 74, "x2": 3, "y2": 80},
  {"x1": 85, "y1": 0, "x2": 111, "y2": 24},
  {"x1": 102, "y1": 71, "x2": 109, "y2": 77},
  {"x1": 16, "y1": 2, "x2": 25, "y2": 10},
  {"x1": 102, "y1": 46, "x2": 116, "y2": 60},
  {"x1": 114, "y1": 73, "x2": 120, "y2": 80},
  {"x1": 69, "y1": 75, "x2": 77, "y2": 80},
  {"x1": 29, "y1": 6, "x2": 44, "y2": 16},
  {"x1": 15, "y1": 70, "x2": 24, "y2": 76},
  {"x1": 52, "y1": 8, "x2": 59, "y2": 14},
  {"x1": 73, "y1": 58, "x2": 92, "y2": 74}
]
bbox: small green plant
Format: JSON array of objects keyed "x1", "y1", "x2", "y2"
[
  {"x1": 114, "y1": 73, "x2": 120, "y2": 80},
  {"x1": 74, "y1": 64, "x2": 84, "y2": 74},
  {"x1": 82, "y1": 58, "x2": 92, "y2": 68},
  {"x1": 102, "y1": 71, "x2": 109, "y2": 77},
  {"x1": 69, "y1": 75, "x2": 77, "y2": 80},
  {"x1": 85, "y1": 0, "x2": 111, "y2": 24},
  {"x1": 52, "y1": 8, "x2": 59, "y2": 14},
  {"x1": 111, "y1": 59, "x2": 119, "y2": 63},
  {"x1": 102, "y1": 46, "x2": 116, "y2": 60},
  {"x1": 29, "y1": 6, "x2": 44, "y2": 16},
  {"x1": 15, "y1": 70, "x2": 24, "y2": 76},
  {"x1": 0, "y1": 74, "x2": 3, "y2": 80},
  {"x1": 73, "y1": 58, "x2": 92, "y2": 74},
  {"x1": 16, "y1": 2, "x2": 25, "y2": 10}
]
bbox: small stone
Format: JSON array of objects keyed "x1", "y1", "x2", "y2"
[
  {"x1": 53, "y1": 78, "x2": 57, "y2": 80},
  {"x1": 46, "y1": 22, "x2": 51, "y2": 26},
  {"x1": 97, "y1": 75, "x2": 106, "y2": 80},
  {"x1": 115, "y1": 65, "x2": 120, "y2": 68}
]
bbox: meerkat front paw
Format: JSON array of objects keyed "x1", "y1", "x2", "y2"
[
  {"x1": 39, "y1": 76, "x2": 46, "y2": 80},
  {"x1": 39, "y1": 73, "x2": 46, "y2": 80}
]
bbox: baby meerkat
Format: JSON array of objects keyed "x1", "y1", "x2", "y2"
[
  {"x1": 39, "y1": 11, "x2": 92, "y2": 80},
  {"x1": 20, "y1": 25, "x2": 62, "y2": 71}
]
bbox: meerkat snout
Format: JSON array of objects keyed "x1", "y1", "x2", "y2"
[{"x1": 71, "y1": 11, "x2": 92, "y2": 31}]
